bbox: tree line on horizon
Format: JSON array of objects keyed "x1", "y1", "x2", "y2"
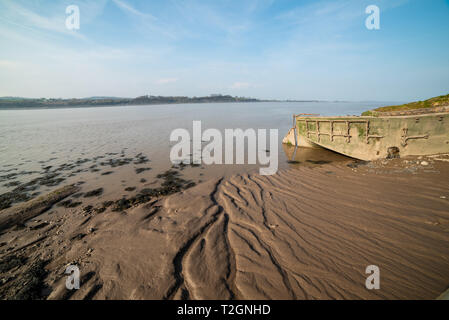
[{"x1": 0, "y1": 94, "x2": 262, "y2": 108}]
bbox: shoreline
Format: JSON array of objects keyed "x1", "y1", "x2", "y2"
[{"x1": 1, "y1": 156, "x2": 449, "y2": 299}]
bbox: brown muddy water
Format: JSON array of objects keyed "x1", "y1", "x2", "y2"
[{"x1": 0, "y1": 101, "x2": 395, "y2": 209}]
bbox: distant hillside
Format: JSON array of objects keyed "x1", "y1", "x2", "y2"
[
  {"x1": 0, "y1": 95, "x2": 261, "y2": 108},
  {"x1": 362, "y1": 94, "x2": 449, "y2": 116}
]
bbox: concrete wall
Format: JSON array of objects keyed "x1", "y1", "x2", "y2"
[{"x1": 284, "y1": 112, "x2": 449, "y2": 160}]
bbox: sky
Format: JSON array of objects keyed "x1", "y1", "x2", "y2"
[{"x1": 0, "y1": 0, "x2": 448, "y2": 101}]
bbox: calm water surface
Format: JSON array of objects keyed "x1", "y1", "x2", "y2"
[{"x1": 0, "y1": 101, "x2": 397, "y2": 195}]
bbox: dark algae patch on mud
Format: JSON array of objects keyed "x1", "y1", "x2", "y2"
[
  {"x1": 0, "y1": 257, "x2": 49, "y2": 300},
  {"x1": 0, "y1": 185, "x2": 80, "y2": 231},
  {"x1": 0, "y1": 151, "x2": 153, "y2": 209},
  {"x1": 84, "y1": 188, "x2": 104, "y2": 198},
  {"x1": 135, "y1": 168, "x2": 151, "y2": 174},
  {"x1": 57, "y1": 199, "x2": 82, "y2": 208},
  {"x1": 111, "y1": 169, "x2": 196, "y2": 212}
]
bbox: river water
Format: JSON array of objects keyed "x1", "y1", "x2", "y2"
[{"x1": 0, "y1": 101, "x2": 397, "y2": 198}]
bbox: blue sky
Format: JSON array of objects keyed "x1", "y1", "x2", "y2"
[{"x1": 0, "y1": 0, "x2": 448, "y2": 101}]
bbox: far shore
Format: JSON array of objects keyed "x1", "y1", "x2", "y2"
[{"x1": 0, "y1": 95, "x2": 400, "y2": 111}]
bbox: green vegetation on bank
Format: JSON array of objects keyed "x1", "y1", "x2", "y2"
[
  {"x1": 362, "y1": 94, "x2": 449, "y2": 116},
  {"x1": 0, "y1": 94, "x2": 261, "y2": 108}
]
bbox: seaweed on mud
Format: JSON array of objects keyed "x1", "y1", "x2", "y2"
[
  {"x1": 36, "y1": 173, "x2": 66, "y2": 187},
  {"x1": 83, "y1": 205, "x2": 94, "y2": 213},
  {"x1": 0, "y1": 259, "x2": 49, "y2": 300},
  {"x1": 0, "y1": 255, "x2": 27, "y2": 273},
  {"x1": 135, "y1": 168, "x2": 151, "y2": 174},
  {"x1": 102, "y1": 201, "x2": 114, "y2": 208},
  {"x1": 0, "y1": 190, "x2": 33, "y2": 210},
  {"x1": 0, "y1": 197, "x2": 13, "y2": 210},
  {"x1": 0, "y1": 171, "x2": 37, "y2": 183},
  {"x1": 75, "y1": 158, "x2": 91, "y2": 165},
  {"x1": 57, "y1": 199, "x2": 82, "y2": 208},
  {"x1": 0, "y1": 173, "x2": 19, "y2": 183},
  {"x1": 72, "y1": 192, "x2": 84, "y2": 199},
  {"x1": 94, "y1": 207, "x2": 106, "y2": 214},
  {"x1": 84, "y1": 188, "x2": 104, "y2": 198},
  {"x1": 134, "y1": 153, "x2": 150, "y2": 164},
  {"x1": 100, "y1": 158, "x2": 134, "y2": 168},
  {"x1": 3, "y1": 181, "x2": 21, "y2": 188},
  {"x1": 110, "y1": 169, "x2": 196, "y2": 212},
  {"x1": 0, "y1": 152, "x2": 152, "y2": 210}
]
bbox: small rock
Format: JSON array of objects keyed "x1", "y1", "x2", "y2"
[
  {"x1": 441, "y1": 196, "x2": 447, "y2": 199},
  {"x1": 421, "y1": 161, "x2": 429, "y2": 166},
  {"x1": 88, "y1": 227, "x2": 97, "y2": 233}
]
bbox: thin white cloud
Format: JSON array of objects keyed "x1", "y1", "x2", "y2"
[
  {"x1": 157, "y1": 78, "x2": 178, "y2": 84},
  {"x1": 0, "y1": 1, "x2": 87, "y2": 40},
  {"x1": 230, "y1": 82, "x2": 252, "y2": 89},
  {"x1": 112, "y1": 0, "x2": 157, "y2": 20}
]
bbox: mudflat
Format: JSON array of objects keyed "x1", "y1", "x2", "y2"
[{"x1": 1, "y1": 156, "x2": 448, "y2": 300}]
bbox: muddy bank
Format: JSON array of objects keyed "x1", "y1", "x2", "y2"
[{"x1": 1, "y1": 157, "x2": 449, "y2": 300}]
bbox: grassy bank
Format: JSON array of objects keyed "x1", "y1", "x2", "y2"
[{"x1": 363, "y1": 94, "x2": 449, "y2": 116}]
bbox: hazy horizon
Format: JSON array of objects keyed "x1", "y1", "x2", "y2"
[{"x1": 1, "y1": 0, "x2": 448, "y2": 101}]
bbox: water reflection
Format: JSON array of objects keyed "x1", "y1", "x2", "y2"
[{"x1": 282, "y1": 143, "x2": 349, "y2": 167}]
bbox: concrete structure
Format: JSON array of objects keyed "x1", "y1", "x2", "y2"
[{"x1": 283, "y1": 112, "x2": 449, "y2": 161}]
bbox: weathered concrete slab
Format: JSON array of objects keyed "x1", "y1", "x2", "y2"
[{"x1": 284, "y1": 112, "x2": 449, "y2": 160}]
